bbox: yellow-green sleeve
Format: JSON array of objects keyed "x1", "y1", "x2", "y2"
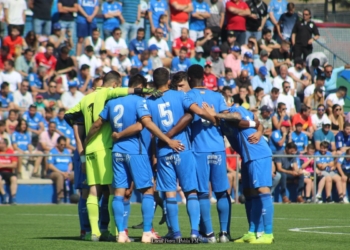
[
  {"x1": 106, "y1": 87, "x2": 129, "y2": 100},
  {"x1": 64, "y1": 102, "x2": 83, "y2": 127}
]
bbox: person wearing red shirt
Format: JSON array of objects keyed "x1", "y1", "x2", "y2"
[
  {"x1": 0, "y1": 46, "x2": 13, "y2": 71},
  {"x1": 226, "y1": 0, "x2": 251, "y2": 46},
  {"x1": 292, "y1": 104, "x2": 314, "y2": 139},
  {"x1": 203, "y1": 61, "x2": 218, "y2": 91},
  {"x1": 169, "y1": 0, "x2": 193, "y2": 40},
  {"x1": 35, "y1": 43, "x2": 57, "y2": 75},
  {"x1": 172, "y1": 28, "x2": 195, "y2": 58},
  {"x1": 0, "y1": 138, "x2": 18, "y2": 204},
  {"x1": 226, "y1": 144, "x2": 240, "y2": 202},
  {"x1": 3, "y1": 26, "x2": 27, "y2": 58}
]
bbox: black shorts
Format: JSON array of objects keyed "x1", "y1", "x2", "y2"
[{"x1": 0, "y1": 172, "x2": 17, "y2": 184}]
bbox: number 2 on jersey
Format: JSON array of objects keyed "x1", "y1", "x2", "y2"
[
  {"x1": 158, "y1": 102, "x2": 174, "y2": 127},
  {"x1": 113, "y1": 104, "x2": 124, "y2": 128}
]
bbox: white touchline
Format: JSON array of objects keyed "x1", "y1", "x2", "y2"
[{"x1": 289, "y1": 226, "x2": 350, "y2": 235}]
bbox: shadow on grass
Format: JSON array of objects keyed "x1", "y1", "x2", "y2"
[{"x1": 34, "y1": 236, "x2": 143, "y2": 242}]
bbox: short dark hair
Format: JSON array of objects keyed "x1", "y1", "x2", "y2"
[
  {"x1": 225, "y1": 68, "x2": 232, "y2": 74},
  {"x1": 300, "y1": 104, "x2": 310, "y2": 113},
  {"x1": 262, "y1": 28, "x2": 272, "y2": 36},
  {"x1": 222, "y1": 86, "x2": 232, "y2": 93},
  {"x1": 317, "y1": 104, "x2": 325, "y2": 109},
  {"x1": 338, "y1": 86, "x2": 348, "y2": 93},
  {"x1": 45, "y1": 107, "x2": 53, "y2": 113},
  {"x1": 128, "y1": 74, "x2": 147, "y2": 88},
  {"x1": 46, "y1": 42, "x2": 55, "y2": 49},
  {"x1": 137, "y1": 28, "x2": 145, "y2": 33},
  {"x1": 277, "y1": 102, "x2": 286, "y2": 109},
  {"x1": 112, "y1": 27, "x2": 121, "y2": 34},
  {"x1": 1, "y1": 82, "x2": 9, "y2": 90},
  {"x1": 286, "y1": 142, "x2": 297, "y2": 150},
  {"x1": 320, "y1": 141, "x2": 329, "y2": 148},
  {"x1": 5, "y1": 59, "x2": 14, "y2": 68},
  {"x1": 60, "y1": 46, "x2": 70, "y2": 54},
  {"x1": 307, "y1": 144, "x2": 315, "y2": 150},
  {"x1": 287, "y1": 2, "x2": 295, "y2": 10},
  {"x1": 304, "y1": 8, "x2": 311, "y2": 15},
  {"x1": 57, "y1": 136, "x2": 67, "y2": 144},
  {"x1": 24, "y1": 48, "x2": 33, "y2": 54},
  {"x1": 80, "y1": 64, "x2": 90, "y2": 71},
  {"x1": 312, "y1": 58, "x2": 320, "y2": 68},
  {"x1": 67, "y1": 70, "x2": 77, "y2": 79},
  {"x1": 103, "y1": 70, "x2": 121, "y2": 87},
  {"x1": 170, "y1": 71, "x2": 187, "y2": 90},
  {"x1": 282, "y1": 81, "x2": 290, "y2": 88},
  {"x1": 180, "y1": 46, "x2": 188, "y2": 53},
  {"x1": 271, "y1": 87, "x2": 280, "y2": 94},
  {"x1": 254, "y1": 87, "x2": 264, "y2": 95},
  {"x1": 153, "y1": 67, "x2": 170, "y2": 88},
  {"x1": 344, "y1": 122, "x2": 350, "y2": 129},
  {"x1": 129, "y1": 68, "x2": 139, "y2": 77},
  {"x1": 187, "y1": 64, "x2": 204, "y2": 81},
  {"x1": 58, "y1": 108, "x2": 66, "y2": 113}
]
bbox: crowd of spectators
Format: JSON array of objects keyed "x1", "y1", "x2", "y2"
[{"x1": 0, "y1": 0, "x2": 350, "y2": 204}]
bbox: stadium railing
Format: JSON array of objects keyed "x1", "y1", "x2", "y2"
[{"x1": 227, "y1": 154, "x2": 350, "y2": 204}]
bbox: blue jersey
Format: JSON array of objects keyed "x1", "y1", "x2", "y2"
[
  {"x1": 190, "y1": 1, "x2": 210, "y2": 31},
  {"x1": 28, "y1": 73, "x2": 43, "y2": 89},
  {"x1": 269, "y1": 130, "x2": 286, "y2": 153},
  {"x1": 131, "y1": 55, "x2": 152, "y2": 76},
  {"x1": 51, "y1": 117, "x2": 69, "y2": 134},
  {"x1": 77, "y1": 0, "x2": 99, "y2": 24},
  {"x1": 102, "y1": 1, "x2": 123, "y2": 31},
  {"x1": 11, "y1": 131, "x2": 31, "y2": 151},
  {"x1": 170, "y1": 57, "x2": 191, "y2": 73},
  {"x1": 47, "y1": 147, "x2": 72, "y2": 172},
  {"x1": 291, "y1": 131, "x2": 308, "y2": 152},
  {"x1": 315, "y1": 151, "x2": 333, "y2": 170},
  {"x1": 120, "y1": 0, "x2": 139, "y2": 23},
  {"x1": 99, "y1": 95, "x2": 150, "y2": 154},
  {"x1": 22, "y1": 111, "x2": 44, "y2": 130},
  {"x1": 187, "y1": 88, "x2": 227, "y2": 152},
  {"x1": 0, "y1": 93, "x2": 13, "y2": 108},
  {"x1": 222, "y1": 106, "x2": 272, "y2": 163},
  {"x1": 157, "y1": 24, "x2": 168, "y2": 38},
  {"x1": 141, "y1": 128, "x2": 152, "y2": 157},
  {"x1": 241, "y1": 62, "x2": 255, "y2": 77},
  {"x1": 266, "y1": 0, "x2": 287, "y2": 28},
  {"x1": 337, "y1": 154, "x2": 350, "y2": 174},
  {"x1": 129, "y1": 38, "x2": 147, "y2": 56},
  {"x1": 148, "y1": 0, "x2": 168, "y2": 28},
  {"x1": 218, "y1": 77, "x2": 236, "y2": 89},
  {"x1": 335, "y1": 131, "x2": 350, "y2": 150},
  {"x1": 77, "y1": 74, "x2": 92, "y2": 89},
  {"x1": 146, "y1": 90, "x2": 195, "y2": 157}
]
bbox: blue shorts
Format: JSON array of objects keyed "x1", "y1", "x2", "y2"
[
  {"x1": 77, "y1": 22, "x2": 97, "y2": 38},
  {"x1": 194, "y1": 151, "x2": 229, "y2": 193},
  {"x1": 241, "y1": 157, "x2": 272, "y2": 189},
  {"x1": 73, "y1": 150, "x2": 88, "y2": 190},
  {"x1": 156, "y1": 151, "x2": 198, "y2": 192},
  {"x1": 112, "y1": 152, "x2": 153, "y2": 190}
]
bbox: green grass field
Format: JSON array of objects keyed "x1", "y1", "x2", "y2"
[{"x1": 1, "y1": 204, "x2": 350, "y2": 249}]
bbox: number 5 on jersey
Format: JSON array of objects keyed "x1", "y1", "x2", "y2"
[{"x1": 158, "y1": 102, "x2": 174, "y2": 127}]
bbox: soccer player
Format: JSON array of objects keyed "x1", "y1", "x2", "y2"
[
  {"x1": 203, "y1": 104, "x2": 275, "y2": 244},
  {"x1": 65, "y1": 71, "x2": 161, "y2": 241},
  {"x1": 84, "y1": 74, "x2": 183, "y2": 243},
  {"x1": 145, "y1": 67, "x2": 217, "y2": 240}
]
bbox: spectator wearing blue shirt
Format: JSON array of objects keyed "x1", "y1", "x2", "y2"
[
  {"x1": 22, "y1": 105, "x2": 45, "y2": 140},
  {"x1": 315, "y1": 141, "x2": 343, "y2": 203},
  {"x1": 120, "y1": 0, "x2": 141, "y2": 42},
  {"x1": 335, "y1": 123, "x2": 350, "y2": 154},
  {"x1": 170, "y1": 47, "x2": 191, "y2": 73},
  {"x1": 218, "y1": 68, "x2": 238, "y2": 93},
  {"x1": 102, "y1": 0, "x2": 124, "y2": 39},
  {"x1": 129, "y1": 28, "x2": 147, "y2": 57},
  {"x1": 148, "y1": 0, "x2": 169, "y2": 35},
  {"x1": 324, "y1": 64, "x2": 350, "y2": 94},
  {"x1": 314, "y1": 118, "x2": 336, "y2": 152},
  {"x1": 158, "y1": 14, "x2": 170, "y2": 40},
  {"x1": 269, "y1": 120, "x2": 291, "y2": 153},
  {"x1": 291, "y1": 123, "x2": 308, "y2": 153},
  {"x1": 251, "y1": 66, "x2": 272, "y2": 94},
  {"x1": 76, "y1": 0, "x2": 100, "y2": 56},
  {"x1": 265, "y1": 0, "x2": 288, "y2": 37},
  {"x1": 77, "y1": 64, "x2": 92, "y2": 94},
  {"x1": 190, "y1": 46, "x2": 205, "y2": 68},
  {"x1": 0, "y1": 82, "x2": 15, "y2": 119},
  {"x1": 271, "y1": 102, "x2": 290, "y2": 130},
  {"x1": 276, "y1": 3, "x2": 298, "y2": 41},
  {"x1": 28, "y1": 67, "x2": 48, "y2": 96},
  {"x1": 131, "y1": 51, "x2": 153, "y2": 77},
  {"x1": 11, "y1": 119, "x2": 44, "y2": 178},
  {"x1": 241, "y1": 52, "x2": 255, "y2": 78},
  {"x1": 189, "y1": 0, "x2": 210, "y2": 41},
  {"x1": 47, "y1": 136, "x2": 74, "y2": 204},
  {"x1": 336, "y1": 148, "x2": 350, "y2": 203},
  {"x1": 51, "y1": 108, "x2": 69, "y2": 135}
]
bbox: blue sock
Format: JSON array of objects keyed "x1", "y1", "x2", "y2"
[
  {"x1": 250, "y1": 196, "x2": 262, "y2": 233},
  {"x1": 99, "y1": 197, "x2": 109, "y2": 231},
  {"x1": 166, "y1": 197, "x2": 180, "y2": 236},
  {"x1": 142, "y1": 194, "x2": 154, "y2": 232},
  {"x1": 112, "y1": 196, "x2": 124, "y2": 232},
  {"x1": 123, "y1": 200, "x2": 131, "y2": 231},
  {"x1": 245, "y1": 196, "x2": 252, "y2": 231},
  {"x1": 215, "y1": 191, "x2": 231, "y2": 233},
  {"x1": 80, "y1": 198, "x2": 90, "y2": 232},
  {"x1": 78, "y1": 196, "x2": 83, "y2": 231},
  {"x1": 260, "y1": 193, "x2": 274, "y2": 234},
  {"x1": 198, "y1": 192, "x2": 213, "y2": 235},
  {"x1": 186, "y1": 194, "x2": 200, "y2": 235}
]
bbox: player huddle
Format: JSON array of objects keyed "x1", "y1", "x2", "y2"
[{"x1": 64, "y1": 65, "x2": 275, "y2": 244}]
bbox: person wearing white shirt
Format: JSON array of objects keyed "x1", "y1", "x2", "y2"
[
  {"x1": 260, "y1": 87, "x2": 280, "y2": 111},
  {"x1": 304, "y1": 74, "x2": 326, "y2": 98},
  {"x1": 311, "y1": 104, "x2": 329, "y2": 131},
  {"x1": 61, "y1": 82, "x2": 84, "y2": 110},
  {"x1": 288, "y1": 58, "x2": 311, "y2": 95},
  {"x1": 3, "y1": 0, "x2": 27, "y2": 35},
  {"x1": 13, "y1": 80, "x2": 33, "y2": 112},
  {"x1": 111, "y1": 48, "x2": 132, "y2": 77},
  {"x1": 148, "y1": 28, "x2": 173, "y2": 67},
  {"x1": 0, "y1": 60, "x2": 22, "y2": 92},
  {"x1": 78, "y1": 45, "x2": 102, "y2": 77},
  {"x1": 277, "y1": 81, "x2": 296, "y2": 116},
  {"x1": 105, "y1": 28, "x2": 127, "y2": 57},
  {"x1": 324, "y1": 86, "x2": 347, "y2": 111},
  {"x1": 272, "y1": 64, "x2": 294, "y2": 96}
]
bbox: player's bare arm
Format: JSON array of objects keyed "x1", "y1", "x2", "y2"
[
  {"x1": 112, "y1": 122, "x2": 143, "y2": 142},
  {"x1": 140, "y1": 116, "x2": 185, "y2": 152},
  {"x1": 189, "y1": 103, "x2": 217, "y2": 125}
]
